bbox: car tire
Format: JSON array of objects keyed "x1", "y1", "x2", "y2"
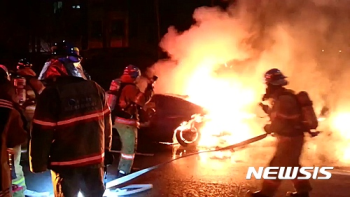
[{"x1": 175, "y1": 127, "x2": 200, "y2": 147}]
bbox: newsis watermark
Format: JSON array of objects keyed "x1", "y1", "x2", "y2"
[{"x1": 246, "y1": 167, "x2": 334, "y2": 180}]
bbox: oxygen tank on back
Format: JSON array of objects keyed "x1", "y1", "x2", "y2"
[
  {"x1": 296, "y1": 91, "x2": 318, "y2": 130},
  {"x1": 13, "y1": 76, "x2": 27, "y2": 105},
  {"x1": 106, "y1": 78, "x2": 121, "y2": 110}
]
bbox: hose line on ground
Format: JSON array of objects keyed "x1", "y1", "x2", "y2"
[{"x1": 106, "y1": 133, "x2": 268, "y2": 189}]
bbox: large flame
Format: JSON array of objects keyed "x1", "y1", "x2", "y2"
[
  {"x1": 171, "y1": 59, "x2": 267, "y2": 161},
  {"x1": 184, "y1": 61, "x2": 261, "y2": 147},
  {"x1": 149, "y1": 0, "x2": 350, "y2": 166}
]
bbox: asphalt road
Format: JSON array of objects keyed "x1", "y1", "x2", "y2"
[{"x1": 22, "y1": 136, "x2": 350, "y2": 197}]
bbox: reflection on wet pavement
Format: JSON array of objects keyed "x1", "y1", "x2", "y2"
[{"x1": 23, "y1": 137, "x2": 350, "y2": 197}]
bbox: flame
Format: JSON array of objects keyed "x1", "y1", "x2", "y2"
[
  {"x1": 327, "y1": 112, "x2": 350, "y2": 163},
  {"x1": 330, "y1": 112, "x2": 350, "y2": 140},
  {"x1": 172, "y1": 60, "x2": 350, "y2": 165},
  {"x1": 173, "y1": 60, "x2": 266, "y2": 160},
  {"x1": 156, "y1": 3, "x2": 350, "y2": 166}
]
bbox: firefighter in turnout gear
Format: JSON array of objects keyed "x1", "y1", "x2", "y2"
[
  {"x1": 15, "y1": 58, "x2": 45, "y2": 99},
  {"x1": 107, "y1": 65, "x2": 154, "y2": 177},
  {"x1": 247, "y1": 68, "x2": 313, "y2": 197},
  {"x1": 11, "y1": 59, "x2": 44, "y2": 197},
  {"x1": 30, "y1": 47, "x2": 112, "y2": 196},
  {"x1": 0, "y1": 65, "x2": 27, "y2": 197}
]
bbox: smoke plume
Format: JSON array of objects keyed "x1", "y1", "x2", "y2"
[{"x1": 149, "y1": 0, "x2": 350, "y2": 166}]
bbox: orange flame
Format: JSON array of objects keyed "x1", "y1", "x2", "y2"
[{"x1": 155, "y1": 4, "x2": 350, "y2": 166}]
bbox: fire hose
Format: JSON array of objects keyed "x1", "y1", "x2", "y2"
[{"x1": 104, "y1": 133, "x2": 268, "y2": 196}]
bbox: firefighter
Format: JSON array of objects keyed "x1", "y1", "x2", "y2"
[
  {"x1": 29, "y1": 45, "x2": 112, "y2": 196},
  {"x1": 0, "y1": 65, "x2": 17, "y2": 102},
  {"x1": 108, "y1": 65, "x2": 154, "y2": 177},
  {"x1": 0, "y1": 65, "x2": 27, "y2": 197},
  {"x1": 247, "y1": 68, "x2": 312, "y2": 197},
  {"x1": 15, "y1": 58, "x2": 45, "y2": 99},
  {"x1": 38, "y1": 40, "x2": 91, "y2": 83},
  {"x1": 10, "y1": 59, "x2": 42, "y2": 197}
]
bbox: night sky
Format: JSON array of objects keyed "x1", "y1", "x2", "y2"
[{"x1": 0, "y1": 0, "x2": 231, "y2": 88}]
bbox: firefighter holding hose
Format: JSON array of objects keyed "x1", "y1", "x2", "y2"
[
  {"x1": 248, "y1": 68, "x2": 316, "y2": 197},
  {"x1": 107, "y1": 65, "x2": 155, "y2": 178}
]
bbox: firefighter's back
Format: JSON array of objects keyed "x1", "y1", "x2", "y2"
[{"x1": 45, "y1": 77, "x2": 108, "y2": 169}]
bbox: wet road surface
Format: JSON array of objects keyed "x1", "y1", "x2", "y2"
[{"x1": 22, "y1": 136, "x2": 350, "y2": 197}]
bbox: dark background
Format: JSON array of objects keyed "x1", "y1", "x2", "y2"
[{"x1": 0, "y1": 0, "x2": 231, "y2": 89}]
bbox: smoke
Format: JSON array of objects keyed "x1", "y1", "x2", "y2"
[{"x1": 149, "y1": 0, "x2": 350, "y2": 166}]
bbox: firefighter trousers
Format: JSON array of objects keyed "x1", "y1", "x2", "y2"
[
  {"x1": 260, "y1": 135, "x2": 312, "y2": 196},
  {"x1": 12, "y1": 145, "x2": 26, "y2": 197},
  {"x1": 51, "y1": 166, "x2": 105, "y2": 197},
  {"x1": 114, "y1": 122, "x2": 138, "y2": 174}
]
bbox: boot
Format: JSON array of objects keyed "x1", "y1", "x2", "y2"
[
  {"x1": 116, "y1": 170, "x2": 127, "y2": 178},
  {"x1": 286, "y1": 191, "x2": 310, "y2": 197},
  {"x1": 246, "y1": 190, "x2": 271, "y2": 197}
]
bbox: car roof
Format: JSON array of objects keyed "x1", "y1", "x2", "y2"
[
  {"x1": 156, "y1": 93, "x2": 189, "y2": 99},
  {"x1": 151, "y1": 93, "x2": 205, "y2": 112}
]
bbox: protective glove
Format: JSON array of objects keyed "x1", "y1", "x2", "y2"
[
  {"x1": 146, "y1": 75, "x2": 158, "y2": 90},
  {"x1": 104, "y1": 150, "x2": 115, "y2": 166},
  {"x1": 259, "y1": 102, "x2": 270, "y2": 114},
  {"x1": 263, "y1": 124, "x2": 273, "y2": 134},
  {"x1": 146, "y1": 83, "x2": 154, "y2": 90}
]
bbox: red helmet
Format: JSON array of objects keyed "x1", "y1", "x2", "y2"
[
  {"x1": 123, "y1": 65, "x2": 141, "y2": 79},
  {"x1": 264, "y1": 68, "x2": 288, "y2": 86},
  {"x1": 17, "y1": 58, "x2": 33, "y2": 70}
]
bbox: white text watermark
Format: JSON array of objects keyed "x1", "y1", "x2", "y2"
[{"x1": 246, "y1": 167, "x2": 334, "y2": 180}]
